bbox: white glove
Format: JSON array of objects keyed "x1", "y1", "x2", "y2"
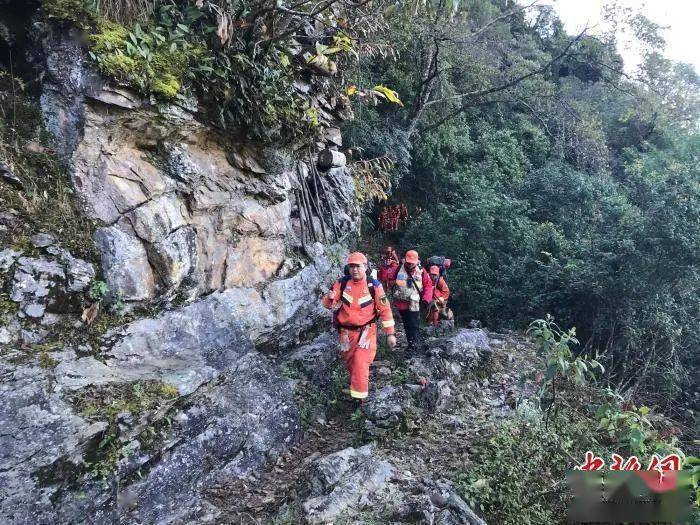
[{"x1": 358, "y1": 326, "x2": 370, "y2": 349}]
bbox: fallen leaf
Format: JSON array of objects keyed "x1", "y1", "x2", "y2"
[
  {"x1": 82, "y1": 302, "x2": 100, "y2": 326},
  {"x1": 23, "y1": 141, "x2": 55, "y2": 155}
]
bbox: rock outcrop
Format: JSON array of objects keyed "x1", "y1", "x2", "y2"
[
  {"x1": 302, "y1": 444, "x2": 394, "y2": 524},
  {"x1": 41, "y1": 27, "x2": 358, "y2": 319},
  {"x1": 1, "y1": 289, "x2": 300, "y2": 524},
  {"x1": 362, "y1": 328, "x2": 493, "y2": 435},
  {"x1": 298, "y1": 445, "x2": 486, "y2": 525},
  {"x1": 0, "y1": 18, "x2": 360, "y2": 525}
]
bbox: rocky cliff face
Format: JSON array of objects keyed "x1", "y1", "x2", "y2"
[
  {"x1": 41, "y1": 27, "x2": 358, "y2": 330},
  {"x1": 1, "y1": 21, "x2": 359, "y2": 524}
]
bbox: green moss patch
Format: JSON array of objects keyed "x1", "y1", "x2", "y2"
[
  {"x1": 70, "y1": 380, "x2": 179, "y2": 423},
  {"x1": 42, "y1": 0, "x2": 97, "y2": 27},
  {"x1": 68, "y1": 380, "x2": 180, "y2": 480}
]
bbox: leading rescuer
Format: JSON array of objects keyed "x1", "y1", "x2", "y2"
[{"x1": 322, "y1": 252, "x2": 397, "y2": 403}]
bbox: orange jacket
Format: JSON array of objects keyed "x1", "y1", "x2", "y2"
[
  {"x1": 322, "y1": 277, "x2": 395, "y2": 335},
  {"x1": 431, "y1": 276, "x2": 450, "y2": 303}
]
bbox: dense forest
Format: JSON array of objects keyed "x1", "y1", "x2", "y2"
[{"x1": 342, "y1": 0, "x2": 699, "y2": 415}]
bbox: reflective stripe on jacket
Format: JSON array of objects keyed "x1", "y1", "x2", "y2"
[{"x1": 322, "y1": 277, "x2": 395, "y2": 334}]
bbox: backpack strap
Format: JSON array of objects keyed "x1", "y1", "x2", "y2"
[
  {"x1": 338, "y1": 276, "x2": 352, "y2": 306},
  {"x1": 368, "y1": 278, "x2": 380, "y2": 301}
]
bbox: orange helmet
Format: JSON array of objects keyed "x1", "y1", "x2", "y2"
[
  {"x1": 429, "y1": 265, "x2": 440, "y2": 276},
  {"x1": 405, "y1": 250, "x2": 419, "y2": 264},
  {"x1": 346, "y1": 252, "x2": 367, "y2": 265}
]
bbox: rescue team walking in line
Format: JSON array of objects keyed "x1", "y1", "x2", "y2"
[
  {"x1": 322, "y1": 252, "x2": 397, "y2": 405},
  {"x1": 323, "y1": 249, "x2": 453, "y2": 404}
]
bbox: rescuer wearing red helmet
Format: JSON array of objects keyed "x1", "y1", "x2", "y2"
[
  {"x1": 386, "y1": 249, "x2": 433, "y2": 350},
  {"x1": 377, "y1": 246, "x2": 399, "y2": 290},
  {"x1": 322, "y1": 252, "x2": 396, "y2": 403}
]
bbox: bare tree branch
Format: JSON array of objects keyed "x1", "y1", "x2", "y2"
[
  {"x1": 438, "y1": 0, "x2": 541, "y2": 45},
  {"x1": 423, "y1": 28, "x2": 588, "y2": 109}
]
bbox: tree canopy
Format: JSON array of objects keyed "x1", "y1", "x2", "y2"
[{"x1": 343, "y1": 0, "x2": 700, "y2": 408}]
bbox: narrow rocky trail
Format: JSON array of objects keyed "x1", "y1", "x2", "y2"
[{"x1": 209, "y1": 323, "x2": 542, "y2": 524}]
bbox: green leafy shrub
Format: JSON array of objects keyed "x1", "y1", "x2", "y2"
[
  {"x1": 595, "y1": 402, "x2": 682, "y2": 457},
  {"x1": 456, "y1": 412, "x2": 605, "y2": 525},
  {"x1": 43, "y1": 1, "x2": 372, "y2": 140},
  {"x1": 527, "y1": 315, "x2": 604, "y2": 420},
  {"x1": 88, "y1": 280, "x2": 109, "y2": 300}
]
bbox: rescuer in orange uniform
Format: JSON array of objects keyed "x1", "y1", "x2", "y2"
[
  {"x1": 322, "y1": 252, "x2": 397, "y2": 402},
  {"x1": 426, "y1": 265, "x2": 450, "y2": 326}
]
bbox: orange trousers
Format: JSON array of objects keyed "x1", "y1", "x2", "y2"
[{"x1": 339, "y1": 323, "x2": 377, "y2": 399}]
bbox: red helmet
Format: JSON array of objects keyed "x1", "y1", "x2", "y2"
[
  {"x1": 346, "y1": 252, "x2": 367, "y2": 265},
  {"x1": 405, "y1": 250, "x2": 419, "y2": 264}
]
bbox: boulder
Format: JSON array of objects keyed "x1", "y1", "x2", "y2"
[
  {"x1": 94, "y1": 226, "x2": 155, "y2": 301},
  {"x1": 318, "y1": 148, "x2": 346, "y2": 169},
  {"x1": 303, "y1": 445, "x2": 394, "y2": 524},
  {"x1": 362, "y1": 385, "x2": 416, "y2": 432},
  {"x1": 418, "y1": 379, "x2": 453, "y2": 412},
  {"x1": 429, "y1": 329, "x2": 492, "y2": 371}
]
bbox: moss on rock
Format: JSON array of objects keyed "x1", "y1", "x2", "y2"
[
  {"x1": 42, "y1": 0, "x2": 97, "y2": 27},
  {"x1": 150, "y1": 73, "x2": 180, "y2": 99},
  {"x1": 68, "y1": 380, "x2": 181, "y2": 479}
]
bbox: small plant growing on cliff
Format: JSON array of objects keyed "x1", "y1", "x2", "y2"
[
  {"x1": 108, "y1": 294, "x2": 126, "y2": 316},
  {"x1": 88, "y1": 280, "x2": 109, "y2": 301}
]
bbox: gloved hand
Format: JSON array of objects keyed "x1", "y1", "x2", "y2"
[{"x1": 387, "y1": 334, "x2": 397, "y2": 348}]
